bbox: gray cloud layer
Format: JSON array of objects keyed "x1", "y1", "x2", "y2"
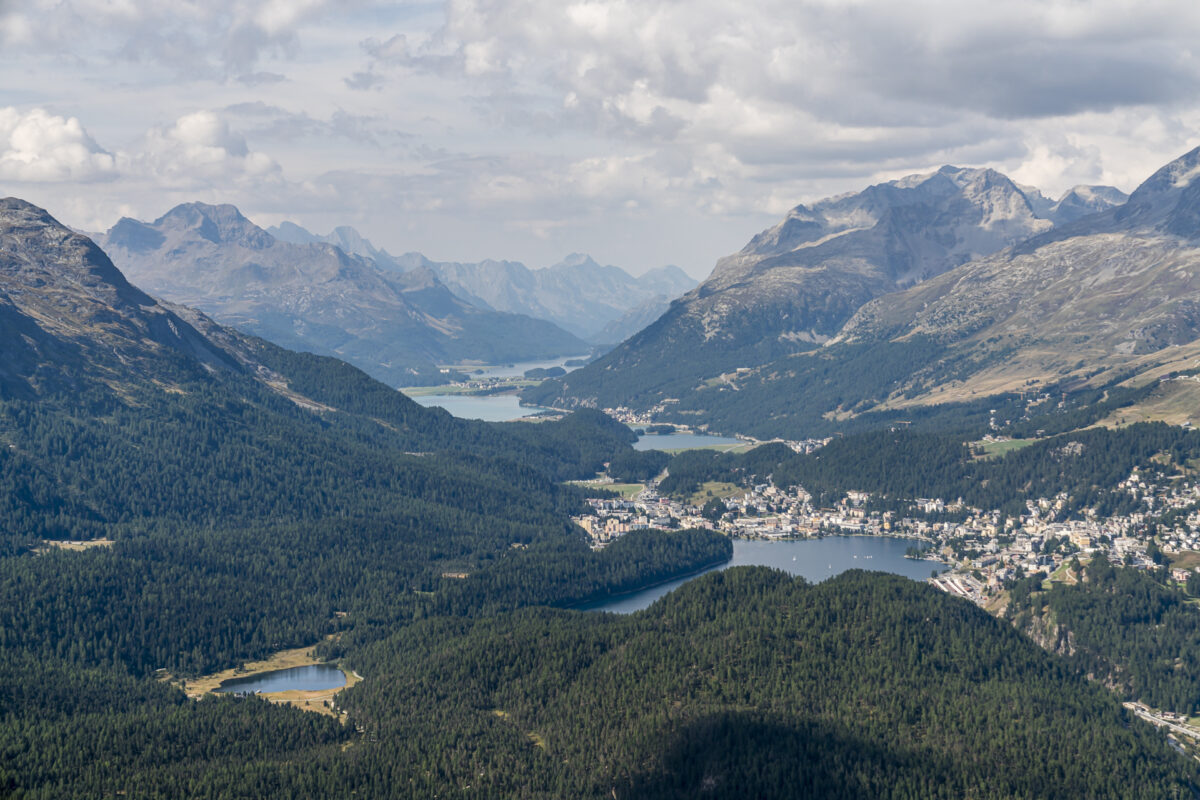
[{"x1": 1, "y1": 0, "x2": 1198, "y2": 276}]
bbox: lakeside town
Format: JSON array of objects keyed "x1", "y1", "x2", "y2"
[
  {"x1": 574, "y1": 429, "x2": 1200, "y2": 752},
  {"x1": 575, "y1": 450, "x2": 1200, "y2": 609}
]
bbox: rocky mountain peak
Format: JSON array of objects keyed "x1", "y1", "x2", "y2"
[
  {"x1": 551, "y1": 252, "x2": 604, "y2": 272},
  {"x1": 720, "y1": 164, "x2": 1051, "y2": 287},
  {"x1": 1113, "y1": 146, "x2": 1200, "y2": 237},
  {"x1": 268, "y1": 220, "x2": 318, "y2": 245},
  {"x1": 268, "y1": 220, "x2": 393, "y2": 264},
  {"x1": 328, "y1": 226, "x2": 388, "y2": 261},
  {"x1": 1049, "y1": 185, "x2": 1129, "y2": 225},
  {"x1": 155, "y1": 202, "x2": 273, "y2": 249},
  {"x1": 394, "y1": 251, "x2": 436, "y2": 270},
  {"x1": 936, "y1": 164, "x2": 1018, "y2": 193},
  {"x1": 0, "y1": 198, "x2": 242, "y2": 396},
  {"x1": 1126, "y1": 146, "x2": 1200, "y2": 199}
]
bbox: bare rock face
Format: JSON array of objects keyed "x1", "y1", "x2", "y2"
[
  {"x1": 100, "y1": 204, "x2": 587, "y2": 386},
  {"x1": 1048, "y1": 185, "x2": 1129, "y2": 225},
  {"x1": 729, "y1": 146, "x2": 1193, "y2": 422},
  {"x1": 0, "y1": 198, "x2": 239, "y2": 398}
]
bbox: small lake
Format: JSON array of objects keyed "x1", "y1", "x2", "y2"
[
  {"x1": 216, "y1": 664, "x2": 347, "y2": 695},
  {"x1": 582, "y1": 537, "x2": 947, "y2": 614},
  {"x1": 633, "y1": 432, "x2": 743, "y2": 451},
  {"x1": 410, "y1": 394, "x2": 551, "y2": 422},
  {"x1": 453, "y1": 355, "x2": 591, "y2": 380}
]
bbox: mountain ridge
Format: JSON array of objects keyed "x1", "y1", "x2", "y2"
[
  {"x1": 100, "y1": 203, "x2": 588, "y2": 386},
  {"x1": 527, "y1": 165, "x2": 1128, "y2": 419},
  {"x1": 400, "y1": 250, "x2": 696, "y2": 342},
  {"x1": 0, "y1": 197, "x2": 245, "y2": 398},
  {"x1": 828, "y1": 146, "x2": 1200, "y2": 415}
]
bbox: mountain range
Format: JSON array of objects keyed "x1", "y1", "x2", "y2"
[
  {"x1": 411, "y1": 252, "x2": 697, "y2": 343},
  {"x1": 98, "y1": 204, "x2": 588, "y2": 386},
  {"x1": 836, "y1": 148, "x2": 1200, "y2": 414},
  {"x1": 525, "y1": 163, "x2": 1199, "y2": 437},
  {"x1": 269, "y1": 223, "x2": 697, "y2": 344},
  {"x1": 3, "y1": 195, "x2": 1199, "y2": 798},
  {"x1": 0, "y1": 194, "x2": 652, "y2": 543}
]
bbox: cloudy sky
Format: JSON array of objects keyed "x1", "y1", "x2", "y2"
[{"x1": 2, "y1": 0, "x2": 1199, "y2": 278}]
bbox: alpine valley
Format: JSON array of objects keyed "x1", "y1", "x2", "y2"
[
  {"x1": 8, "y1": 144, "x2": 1200, "y2": 798},
  {"x1": 389, "y1": 251, "x2": 698, "y2": 344}
]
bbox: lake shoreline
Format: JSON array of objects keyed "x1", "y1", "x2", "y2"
[
  {"x1": 565, "y1": 554, "x2": 734, "y2": 611},
  {"x1": 583, "y1": 535, "x2": 951, "y2": 614},
  {"x1": 173, "y1": 637, "x2": 360, "y2": 718}
]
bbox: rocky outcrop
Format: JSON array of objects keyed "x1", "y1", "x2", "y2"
[{"x1": 838, "y1": 147, "x2": 1200, "y2": 395}]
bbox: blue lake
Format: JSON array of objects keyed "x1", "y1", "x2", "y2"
[
  {"x1": 409, "y1": 355, "x2": 588, "y2": 420},
  {"x1": 633, "y1": 432, "x2": 743, "y2": 451},
  {"x1": 453, "y1": 355, "x2": 590, "y2": 380},
  {"x1": 582, "y1": 537, "x2": 947, "y2": 614},
  {"x1": 215, "y1": 664, "x2": 347, "y2": 695},
  {"x1": 410, "y1": 394, "x2": 551, "y2": 421}
]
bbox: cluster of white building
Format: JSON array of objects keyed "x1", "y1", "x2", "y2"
[{"x1": 575, "y1": 463, "x2": 1200, "y2": 602}]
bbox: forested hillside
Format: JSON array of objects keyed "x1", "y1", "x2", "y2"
[
  {"x1": 0, "y1": 198, "x2": 738, "y2": 796},
  {"x1": 7, "y1": 569, "x2": 1192, "y2": 798},
  {"x1": 2, "y1": 196, "x2": 1196, "y2": 799},
  {"x1": 1010, "y1": 559, "x2": 1200, "y2": 714}
]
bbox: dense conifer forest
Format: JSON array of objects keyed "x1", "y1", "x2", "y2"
[
  {"x1": 0, "y1": 332, "x2": 738, "y2": 794},
  {"x1": 5, "y1": 344, "x2": 1200, "y2": 796},
  {"x1": 1010, "y1": 559, "x2": 1200, "y2": 714},
  {"x1": 5, "y1": 569, "x2": 1195, "y2": 798},
  {"x1": 5, "y1": 340, "x2": 1198, "y2": 796},
  {"x1": 3, "y1": 220, "x2": 1198, "y2": 797},
  {"x1": 523, "y1": 333, "x2": 1157, "y2": 440}
]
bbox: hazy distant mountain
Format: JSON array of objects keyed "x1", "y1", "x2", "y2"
[
  {"x1": 593, "y1": 295, "x2": 678, "y2": 345},
  {"x1": 1016, "y1": 183, "x2": 1129, "y2": 225},
  {"x1": 269, "y1": 223, "x2": 697, "y2": 343},
  {"x1": 100, "y1": 204, "x2": 587, "y2": 386},
  {"x1": 530, "y1": 165, "x2": 1104, "y2": 414},
  {"x1": 1048, "y1": 185, "x2": 1129, "y2": 224},
  {"x1": 404, "y1": 252, "x2": 697, "y2": 342},
  {"x1": 268, "y1": 220, "x2": 402, "y2": 269}
]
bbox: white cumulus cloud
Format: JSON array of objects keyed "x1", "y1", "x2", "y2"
[
  {"x1": 135, "y1": 110, "x2": 281, "y2": 188},
  {"x1": 0, "y1": 107, "x2": 117, "y2": 182}
]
